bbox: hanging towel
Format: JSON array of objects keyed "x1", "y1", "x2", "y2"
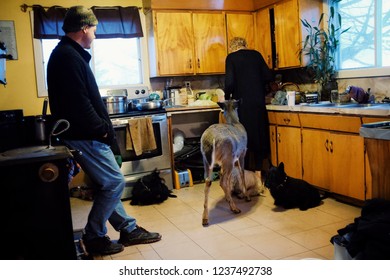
[{"x1": 126, "y1": 118, "x2": 157, "y2": 156}]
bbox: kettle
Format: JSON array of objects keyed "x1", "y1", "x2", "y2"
[{"x1": 35, "y1": 98, "x2": 48, "y2": 143}]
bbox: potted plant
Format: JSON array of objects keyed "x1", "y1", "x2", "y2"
[{"x1": 298, "y1": 0, "x2": 350, "y2": 101}]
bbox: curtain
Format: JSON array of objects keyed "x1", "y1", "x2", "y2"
[{"x1": 32, "y1": 5, "x2": 143, "y2": 39}]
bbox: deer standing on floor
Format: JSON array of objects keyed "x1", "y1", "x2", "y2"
[{"x1": 200, "y1": 99, "x2": 248, "y2": 226}]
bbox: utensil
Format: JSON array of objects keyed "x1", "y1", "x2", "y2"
[
  {"x1": 130, "y1": 100, "x2": 165, "y2": 111},
  {"x1": 102, "y1": 96, "x2": 127, "y2": 114}
]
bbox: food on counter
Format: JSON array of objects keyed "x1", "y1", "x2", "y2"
[{"x1": 187, "y1": 99, "x2": 218, "y2": 107}]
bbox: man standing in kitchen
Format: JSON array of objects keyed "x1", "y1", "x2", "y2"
[
  {"x1": 47, "y1": 6, "x2": 161, "y2": 256},
  {"x1": 224, "y1": 37, "x2": 273, "y2": 178}
]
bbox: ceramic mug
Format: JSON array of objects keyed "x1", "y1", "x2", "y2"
[{"x1": 286, "y1": 91, "x2": 296, "y2": 106}]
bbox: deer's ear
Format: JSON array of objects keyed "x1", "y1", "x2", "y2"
[
  {"x1": 233, "y1": 99, "x2": 241, "y2": 109},
  {"x1": 217, "y1": 101, "x2": 226, "y2": 110}
]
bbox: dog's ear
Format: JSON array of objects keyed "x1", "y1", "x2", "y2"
[{"x1": 278, "y1": 162, "x2": 285, "y2": 172}]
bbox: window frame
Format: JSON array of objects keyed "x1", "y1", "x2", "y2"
[
  {"x1": 31, "y1": 11, "x2": 151, "y2": 97},
  {"x1": 336, "y1": 0, "x2": 390, "y2": 79}
]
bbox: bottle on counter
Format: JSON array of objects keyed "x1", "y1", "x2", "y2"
[{"x1": 185, "y1": 82, "x2": 195, "y2": 104}]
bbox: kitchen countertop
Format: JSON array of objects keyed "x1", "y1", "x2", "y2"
[
  {"x1": 266, "y1": 103, "x2": 390, "y2": 116},
  {"x1": 164, "y1": 102, "x2": 390, "y2": 117},
  {"x1": 165, "y1": 104, "x2": 221, "y2": 116}
]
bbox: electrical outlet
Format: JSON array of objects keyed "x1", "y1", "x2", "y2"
[{"x1": 184, "y1": 81, "x2": 191, "y2": 88}]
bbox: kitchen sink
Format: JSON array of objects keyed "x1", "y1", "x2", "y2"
[{"x1": 302, "y1": 102, "x2": 389, "y2": 108}]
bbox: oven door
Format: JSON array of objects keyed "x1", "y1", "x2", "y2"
[{"x1": 112, "y1": 113, "x2": 171, "y2": 176}]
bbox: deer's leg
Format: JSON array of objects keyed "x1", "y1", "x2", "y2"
[
  {"x1": 202, "y1": 161, "x2": 214, "y2": 226},
  {"x1": 238, "y1": 152, "x2": 250, "y2": 202},
  {"x1": 220, "y1": 165, "x2": 241, "y2": 214}
]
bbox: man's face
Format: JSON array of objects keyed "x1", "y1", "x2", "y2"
[{"x1": 81, "y1": 25, "x2": 96, "y2": 49}]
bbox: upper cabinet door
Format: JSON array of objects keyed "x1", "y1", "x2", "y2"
[
  {"x1": 192, "y1": 12, "x2": 227, "y2": 74},
  {"x1": 226, "y1": 13, "x2": 255, "y2": 52},
  {"x1": 153, "y1": 11, "x2": 195, "y2": 76},
  {"x1": 274, "y1": 0, "x2": 301, "y2": 68},
  {"x1": 255, "y1": 8, "x2": 272, "y2": 68}
]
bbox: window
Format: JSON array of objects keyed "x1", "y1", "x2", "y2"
[
  {"x1": 40, "y1": 37, "x2": 142, "y2": 88},
  {"x1": 337, "y1": 0, "x2": 390, "y2": 78},
  {"x1": 31, "y1": 6, "x2": 149, "y2": 97},
  {"x1": 35, "y1": 37, "x2": 146, "y2": 97}
]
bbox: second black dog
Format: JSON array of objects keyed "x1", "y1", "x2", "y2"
[{"x1": 265, "y1": 162, "x2": 325, "y2": 211}]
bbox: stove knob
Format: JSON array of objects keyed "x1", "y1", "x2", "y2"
[
  {"x1": 38, "y1": 163, "x2": 59, "y2": 182},
  {"x1": 141, "y1": 89, "x2": 145, "y2": 94},
  {"x1": 135, "y1": 90, "x2": 140, "y2": 95}
]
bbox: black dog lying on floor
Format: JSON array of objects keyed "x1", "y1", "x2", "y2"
[{"x1": 265, "y1": 162, "x2": 326, "y2": 210}]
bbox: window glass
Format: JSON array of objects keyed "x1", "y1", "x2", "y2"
[
  {"x1": 338, "y1": 0, "x2": 389, "y2": 71},
  {"x1": 41, "y1": 38, "x2": 142, "y2": 89},
  {"x1": 42, "y1": 39, "x2": 60, "y2": 88},
  {"x1": 382, "y1": 1, "x2": 390, "y2": 66},
  {"x1": 93, "y1": 38, "x2": 142, "y2": 86}
]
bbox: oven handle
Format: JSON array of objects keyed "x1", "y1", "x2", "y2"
[{"x1": 112, "y1": 115, "x2": 166, "y2": 128}]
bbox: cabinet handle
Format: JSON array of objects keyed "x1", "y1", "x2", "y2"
[
  {"x1": 271, "y1": 131, "x2": 275, "y2": 142},
  {"x1": 329, "y1": 141, "x2": 333, "y2": 153},
  {"x1": 189, "y1": 59, "x2": 192, "y2": 69},
  {"x1": 197, "y1": 58, "x2": 200, "y2": 68},
  {"x1": 267, "y1": 55, "x2": 271, "y2": 66},
  {"x1": 277, "y1": 132, "x2": 281, "y2": 143},
  {"x1": 275, "y1": 54, "x2": 279, "y2": 68},
  {"x1": 283, "y1": 118, "x2": 290, "y2": 125},
  {"x1": 325, "y1": 139, "x2": 329, "y2": 151}
]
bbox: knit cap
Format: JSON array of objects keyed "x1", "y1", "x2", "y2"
[{"x1": 62, "y1": 6, "x2": 98, "y2": 33}]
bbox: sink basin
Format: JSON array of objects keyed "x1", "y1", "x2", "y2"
[
  {"x1": 303, "y1": 102, "x2": 357, "y2": 108},
  {"x1": 302, "y1": 102, "x2": 388, "y2": 108}
]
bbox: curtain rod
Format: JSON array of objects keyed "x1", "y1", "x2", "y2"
[{"x1": 20, "y1": 4, "x2": 142, "y2": 13}]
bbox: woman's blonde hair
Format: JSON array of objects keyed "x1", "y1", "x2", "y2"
[{"x1": 229, "y1": 37, "x2": 247, "y2": 53}]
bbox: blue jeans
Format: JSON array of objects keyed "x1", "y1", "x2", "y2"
[{"x1": 65, "y1": 140, "x2": 136, "y2": 240}]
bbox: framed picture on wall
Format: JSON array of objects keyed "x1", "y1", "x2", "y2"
[{"x1": 0, "y1": 20, "x2": 18, "y2": 60}]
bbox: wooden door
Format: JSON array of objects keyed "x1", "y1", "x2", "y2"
[
  {"x1": 276, "y1": 126, "x2": 302, "y2": 179},
  {"x1": 154, "y1": 11, "x2": 194, "y2": 75},
  {"x1": 193, "y1": 12, "x2": 227, "y2": 74},
  {"x1": 274, "y1": 0, "x2": 301, "y2": 68},
  {"x1": 330, "y1": 133, "x2": 365, "y2": 200},
  {"x1": 302, "y1": 128, "x2": 330, "y2": 190},
  {"x1": 269, "y1": 124, "x2": 278, "y2": 167},
  {"x1": 226, "y1": 12, "x2": 255, "y2": 51},
  {"x1": 255, "y1": 8, "x2": 272, "y2": 68}
]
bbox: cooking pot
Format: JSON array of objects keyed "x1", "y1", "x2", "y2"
[
  {"x1": 129, "y1": 99, "x2": 165, "y2": 111},
  {"x1": 102, "y1": 96, "x2": 127, "y2": 114}
]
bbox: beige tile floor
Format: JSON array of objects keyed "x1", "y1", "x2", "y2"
[{"x1": 70, "y1": 181, "x2": 362, "y2": 260}]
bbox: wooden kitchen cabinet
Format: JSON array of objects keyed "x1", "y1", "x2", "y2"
[
  {"x1": 300, "y1": 113, "x2": 365, "y2": 200},
  {"x1": 361, "y1": 116, "x2": 390, "y2": 199},
  {"x1": 254, "y1": 8, "x2": 272, "y2": 68},
  {"x1": 192, "y1": 12, "x2": 227, "y2": 74},
  {"x1": 269, "y1": 124, "x2": 278, "y2": 167},
  {"x1": 273, "y1": 111, "x2": 302, "y2": 179},
  {"x1": 268, "y1": 111, "x2": 277, "y2": 166},
  {"x1": 148, "y1": 10, "x2": 227, "y2": 76},
  {"x1": 226, "y1": 12, "x2": 256, "y2": 52},
  {"x1": 256, "y1": 0, "x2": 322, "y2": 69},
  {"x1": 274, "y1": 0, "x2": 300, "y2": 68}
]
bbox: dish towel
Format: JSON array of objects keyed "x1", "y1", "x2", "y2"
[{"x1": 126, "y1": 118, "x2": 157, "y2": 156}]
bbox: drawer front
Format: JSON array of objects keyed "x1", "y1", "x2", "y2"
[
  {"x1": 361, "y1": 116, "x2": 390, "y2": 124},
  {"x1": 275, "y1": 112, "x2": 300, "y2": 127},
  {"x1": 300, "y1": 113, "x2": 361, "y2": 133},
  {"x1": 268, "y1": 111, "x2": 277, "y2": 124}
]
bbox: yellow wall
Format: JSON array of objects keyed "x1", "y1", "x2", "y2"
[
  {"x1": 0, "y1": 0, "x2": 142, "y2": 116},
  {"x1": 1, "y1": 0, "x2": 388, "y2": 116}
]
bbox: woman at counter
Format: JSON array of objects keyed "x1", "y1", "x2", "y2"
[{"x1": 224, "y1": 37, "x2": 273, "y2": 176}]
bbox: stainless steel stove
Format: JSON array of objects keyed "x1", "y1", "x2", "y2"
[{"x1": 104, "y1": 87, "x2": 172, "y2": 200}]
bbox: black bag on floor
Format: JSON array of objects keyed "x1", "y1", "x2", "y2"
[{"x1": 130, "y1": 169, "x2": 176, "y2": 206}]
